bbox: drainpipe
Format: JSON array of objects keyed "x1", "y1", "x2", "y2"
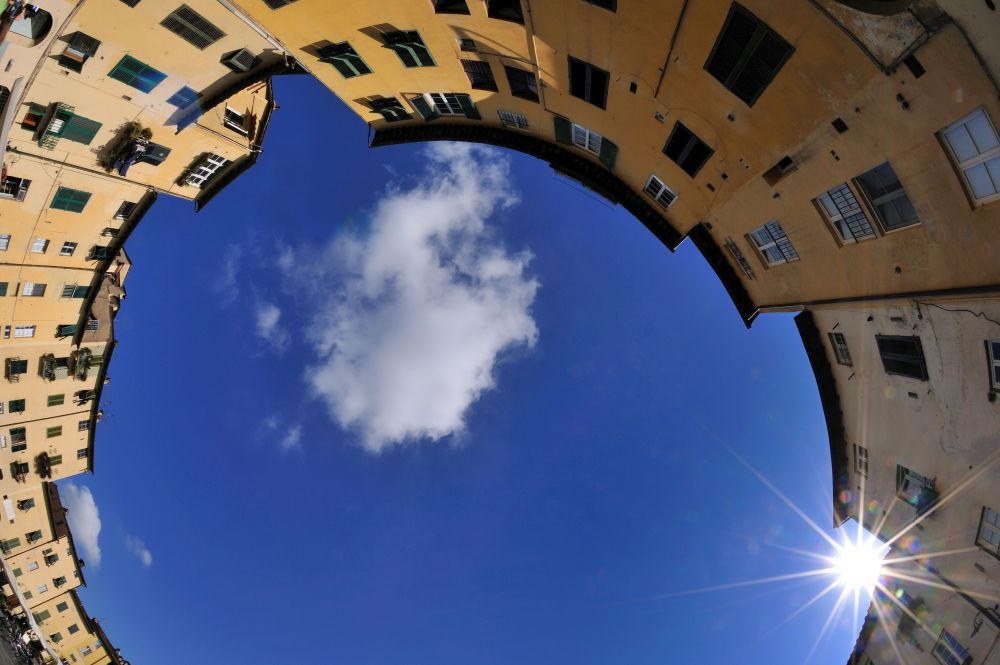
[{"x1": 0, "y1": 556, "x2": 62, "y2": 664}]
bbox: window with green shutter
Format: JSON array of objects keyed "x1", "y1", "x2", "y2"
[
  {"x1": 33, "y1": 610, "x2": 51, "y2": 623},
  {"x1": 56, "y1": 324, "x2": 76, "y2": 338},
  {"x1": 10, "y1": 427, "x2": 26, "y2": 443},
  {"x1": 12, "y1": 568, "x2": 22, "y2": 577},
  {"x1": 161, "y1": 5, "x2": 225, "y2": 49},
  {"x1": 50, "y1": 632, "x2": 62, "y2": 643},
  {"x1": 48, "y1": 394, "x2": 65, "y2": 407},
  {"x1": 49, "y1": 455, "x2": 62, "y2": 466},
  {"x1": 61, "y1": 115, "x2": 102, "y2": 145},
  {"x1": 108, "y1": 55, "x2": 167, "y2": 93},
  {"x1": 61, "y1": 285, "x2": 89, "y2": 299},
  {"x1": 8, "y1": 399, "x2": 25, "y2": 413},
  {"x1": 382, "y1": 31, "x2": 434, "y2": 68},
  {"x1": 50, "y1": 187, "x2": 91, "y2": 213},
  {"x1": 11, "y1": 442, "x2": 26, "y2": 452},
  {"x1": 46, "y1": 426, "x2": 62, "y2": 438},
  {"x1": 318, "y1": 42, "x2": 372, "y2": 78},
  {"x1": 26, "y1": 530, "x2": 42, "y2": 542}
]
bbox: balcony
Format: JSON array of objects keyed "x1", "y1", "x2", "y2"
[
  {"x1": 4, "y1": 357, "x2": 26, "y2": 382},
  {"x1": 9, "y1": 462, "x2": 28, "y2": 484},
  {"x1": 34, "y1": 453, "x2": 51, "y2": 480},
  {"x1": 39, "y1": 355, "x2": 69, "y2": 381},
  {"x1": 37, "y1": 102, "x2": 74, "y2": 150}
]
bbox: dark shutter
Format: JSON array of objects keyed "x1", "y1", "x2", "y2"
[
  {"x1": 704, "y1": 4, "x2": 792, "y2": 107},
  {"x1": 457, "y1": 95, "x2": 481, "y2": 120},
  {"x1": 598, "y1": 138, "x2": 618, "y2": 169},
  {"x1": 410, "y1": 96, "x2": 438, "y2": 121},
  {"x1": 62, "y1": 116, "x2": 102, "y2": 145},
  {"x1": 553, "y1": 117, "x2": 572, "y2": 145}
]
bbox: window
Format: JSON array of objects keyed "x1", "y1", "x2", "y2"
[
  {"x1": 18, "y1": 499, "x2": 34, "y2": 510},
  {"x1": 977, "y1": 507, "x2": 1000, "y2": 557},
  {"x1": 221, "y1": 48, "x2": 258, "y2": 73},
  {"x1": 48, "y1": 394, "x2": 64, "y2": 407},
  {"x1": 161, "y1": 5, "x2": 225, "y2": 49},
  {"x1": 854, "y1": 162, "x2": 919, "y2": 231},
  {"x1": 27, "y1": 562, "x2": 39, "y2": 572},
  {"x1": 56, "y1": 602, "x2": 68, "y2": 613},
  {"x1": 409, "y1": 93, "x2": 480, "y2": 121},
  {"x1": 643, "y1": 175, "x2": 677, "y2": 209},
  {"x1": 108, "y1": 56, "x2": 167, "y2": 93},
  {"x1": 368, "y1": 97, "x2": 409, "y2": 123},
  {"x1": 77, "y1": 448, "x2": 88, "y2": 460},
  {"x1": 21, "y1": 282, "x2": 47, "y2": 297},
  {"x1": 461, "y1": 60, "x2": 498, "y2": 91},
  {"x1": 505, "y1": 66, "x2": 538, "y2": 102},
  {"x1": 31, "y1": 237, "x2": 48, "y2": 253},
  {"x1": 120, "y1": 0, "x2": 141, "y2": 6},
  {"x1": 552, "y1": 117, "x2": 618, "y2": 169},
  {"x1": 433, "y1": 0, "x2": 470, "y2": 13},
  {"x1": 486, "y1": 0, "x2": 524, "y2": 23},
  {"x1": 223, "y1": 107, "x2": 248, "y2": 135},
  {"x1": 61, "y1": 285, "x2": 89, "y2": 299},
  {"x1": 50, "y1": 187, "x2": 91, "y2": 213},
  {"x1": 663, "y1": 122, "x2": 714, "y2": 177},
  {"x1": 46, "y1": 426, "x2": 62, "y2": 438},
  {"x1": 940, "y1": 108, "x2": 1000, "y2": 204},
  {"x1": 704, "y1": 3, "x2": 793, "y2": 107},
  {"x1": 317, "y1": 42, "x2": 372, "y2": 78},
  {"x1": 37, "y1": 584, "x2": 47, "y2": 594},
  {"x1": 59, "y1": 242, "x2": 77, "y2": 256},
  {"x1": 583, "y1": 0, "x2": 616, "y2": 9},
  {"x1": 78, "y1": 420, "x2": 89, "y2": 431},
  {"x1": 0, "y1": 176, "x2": 31, "y2": 201},
  {"x1": 572, "y1": 123, "x2": 603, "y2": 155},
  {"x1": 815, "y1": 184, "x2": 876, "y2": 243},
  {"x1": 10, "y1": 427, "x2": 26, "y2": 445},
  {"x1": 876, "y1": 335, "x2": 928, "y2": 380},
  {"x1": 114, "y1": 201, "x2": 136, "y2": 220},
  {"x1": 568, "y1": 57, "x2": 609, "y2": 109},
  {"x1": 748, "y1": 221, "x2": 798, "y2": 266},
  {"x1": 853, "y1": 444, "x2": 869, "y2": 478},
  {"x1": 896, "y1": 465, "x2": 934, "y2": 507},
  {"x1": 933, "y1": 629, "x2": 971, "y2": 665},
  {"x1": 988, "y1": 340, "x2": 1000, "y2": 392},
  {"x1": 68, "y1": 624, "x2": 79, "y2": 635},
  {"x1": 26, "y1": 530, "x2": 41, "y2": 542},
  {"x1": 828, "y1": 332, "x2": 852, "y2": 366},
  {"x1": 7, "y1": 358, "x2": 28, "y2": 376},
  {"x1": 13, "y1": 326, "x2": 35, "y2": 339},
  {"x1": 0, "y1": 234, "x2": 9, "y2": 250},
  {"x1": 498, "y1": 110, "x2": 529, "y2": 130},
  {"x1": 382, "y1": 31, "x2": 434, "y2": 68},
  {"x1": 8, "y1": 399, "x2": 25, "y2": 413},
  {"x1": 167, "y1": 85, "x2": 198, "y2": 108},
  {"x1": 185, "y1": 154, "x2": 228, "y2": 187},
  {"x1": 81, "y1": 647, "x2": 92, "y2": 656},
  {"x1": 58, "y1": 32, "x2": 100, "y2": 73},
  {"x1": 33, "y1": 609, "x2": 48, "y2": 622}
]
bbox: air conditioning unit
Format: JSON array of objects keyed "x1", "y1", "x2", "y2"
[{"x1": 221, "y1": 48, "x2": 258, "y2": 73}]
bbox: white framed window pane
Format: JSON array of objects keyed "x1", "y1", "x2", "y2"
[
  {"x1": 31, "y1": 238, "x2": 47, "y2": 253},
  {"x1": 966, "y1": 163, "x2": 998, "y2": 199},
  {"x1": 817, "y1": 192, "x2": 840, "y2": 220},
  {"x1": 968, "y1": 113, "x2": 1000, "y2": 153},
  {"x1": 945, "y1": 125, "x2": 978, "y2": 162},
  {"x1": 13, "y1": 326, "x2": 34, "y2": 338},
  {"x1": 0, "y1": 234, "x2": 9, "y2": 250}
]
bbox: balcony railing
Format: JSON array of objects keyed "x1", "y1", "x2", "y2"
[{"x1": 38, "y1": 103, "x2": 75, "y2": 151}]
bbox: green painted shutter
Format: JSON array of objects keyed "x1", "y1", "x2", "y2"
[
  {"x1": 72, "y1": 286, "x2": 89, "y2": 298},
  {"x1": 1, "y1": 538, "x2": 20, "y2": 551},
  {"x1": 553, "y1": 116, "x2": 572, "y2": 145},
  {"x1": 12, "y1": 568, "x2": 22, "y2": 577},
  {"x1": 457, "y1": 94, "x2": 481, "y2": 120},
  {"x1": 598, "y1": 138, "x2": 618, "y2": 169},
  {"x1": 56, "y1": 324, "x2": 76, "y2": 337},
  {"x1": 48, "y1": 394, "x2": 65, "y2": 406},
  {"x1": 410, "y1": 96, "x2": 437, "y2": 121},
  {"x1": 62, "y1": 116, "x2": 102, "y2": 145},
  {"x1": 51, "y1": 188, "x2": 92, "y2": 213},
  {"x1": 50, "y1": 455, "x2": 63, "y2": 466}
]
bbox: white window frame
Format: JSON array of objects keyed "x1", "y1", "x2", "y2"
[
  {"x1": 977, "y1": 506, "x2": 1000, "y2": 557},
  {"x1": 81, "y1": 646, "x2": 92, "y2": 656},
  {"x1": 853, "y1": 444, "x2": 869, "y2": 478},
  {"x1": 814, "y1": 184, "x2": 877, "y2": 244},
  {"x1": 185, "y1": 154, "x2": 228, "y2": 188},
  {"x1": 0, "y1": 234, "x2": 10, "y2": 251},
  {"x1": 59, "y1": 242, "x2": 77, "y2": 257},
  {"x1": 223, "y1": 105, "x2": 248, "y2": 135},
  {"x1": 426, "y1": 92, "x2": 465, "y2": 116},
  {"x1": 748, "y1": 220, "x2": 799, "y2": 267},
  {"x1": 933, "y1": 629, "x2": 971, "y2": 665},
  {"x1": 37, "y1": 584, "x2": 47, "y2": 594},
  {"x1": 30, "y1": 238, "x2": 49, "y2": 254},
  {"x1": 21, "y1": 282, "x2": 46, "y2": 297},
  {"x1": 498, "y1": 110, "x2": 528, "y2": 130},
  {"x1": 27, "y1": 561, "x2": 38, "y2": 571},
  {"x1": 989, "y1": 340, "x2": 1000, "y2": 392},
  {"x1": 571, "y1": 123, "x2": 602, "y2": 156},
  {"x1": 854, "y1": 162, "x2": 920, "y2": 232},
  {"x1": 941, "y1": 107, "x2": 1000, "y2": 205},
  {"x1": 643, "y1": 175, "x2": 677, "y2": 209},
  {"x1": 828, "y1": 332, "x2": 852, "y2": 366},
  {"x1": 13, "y1": 325, "x2": 35, "y2": 339},
  {"x1": 897, "y1": 465, "x2": 932, "y2": 506}
]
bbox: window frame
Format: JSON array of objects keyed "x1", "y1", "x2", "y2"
[
  {"x1": 382, "y1": 31, "x2": 435, "y2": 68},
  {"x1": 107, "y1": 55, "x2": 167, "y2": 94},
  {"x1": 317, "y1": 42, "x2": 372, "y2": 78},
  {"x1": 505, "y1": 66, "x2": 539, "y2": 103},
  {"x1": 939, "y1": 107, "x2": 1000, "y2": 206},
  {"x1": 747, "y1": 220, "x2": 799, "y2": 267},
  {"x1": 571, "y1": 123, "x2": 603, "y2": 156},
  {"x1": 663, "y1": 122, "x2": 714, "y2": 178},
  {"x1": 498, "y1": 110, "x2": 529, "y2": 130},
  {"x1": 643, "y1": 175, "x2": 677, "y2": 209},
  {"x1": 814, "y1": 184, "x2": 877, "y2": 245},
  {"x1": 932, "y1": 629, "x2": 972, "y2": 665},
  {"x1": 568, "y1": 56, "x2": 609, "y2": 110},
  {"x1": 160, "y1": 5, "x2": 225, "y2": 50},
  {"x1": 988, "y1": 340, "x2": 1000, "y2": 392},
  {"x1": 853, "y1": 444, "x2": 869, "y2": 478},
  {"x1": 976, "y1": 506, "x2": 1000, "y2": 559},
  {"x1": 828, "y1": 332, "x2": 853, "y2": 366},
  {"x1": 875, "y1": 334, "x2": 928, "y2": 381},
  {"x1": 461, "y1": 59, "x2": 498, "y2": 92},
  {"x1": 853, "y1": 162, "x2": 920, "y2": 233}
]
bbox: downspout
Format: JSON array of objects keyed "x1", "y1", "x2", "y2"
[{"x1": 654, "y1": 0, "x2": 690, "y2": 99}]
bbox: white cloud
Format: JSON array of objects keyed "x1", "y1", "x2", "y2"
[
  {"x1": 60, "y1": 483, "x2": 102, "y2": 567},
  {"x1": 254, "y1": 300, "x2": 289, "y2": 352},
  {"x1": 214, "y1": 244, "x2": 243, "y2": 303},
  {"x1": 259, "y1": 416, "x2": 302, "y2": 453},
  {"x1": 124, "y1": 535, "x2": 153, "y2": 568},
  {"x1": 287, "y1": 143, "x2": 539, "y2": 453}
]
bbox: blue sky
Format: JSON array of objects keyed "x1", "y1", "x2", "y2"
[{"x1": 59, "y1": 75, "x2": 870, "y2": 664}]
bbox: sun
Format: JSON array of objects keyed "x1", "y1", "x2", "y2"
[{"x1": 831, "y1": 540, "x2": 886, "y2": 591}]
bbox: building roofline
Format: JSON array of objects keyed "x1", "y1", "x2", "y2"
[
  {"x1": 686, "y1": 223, "x2": 758, "y2": 327},
  {"x1": 194, "y1": 154, "x2": 256, "y2": 212},
  {"x1": 85, "y1": 339, "x2": 117, "y2": 475},
  {"x1": 370, "y1": 122, "x2": 683, "y2": 251},
  {"x1": 71, "y1": 189, "x2": 158, "y2": 347},
  {"x1": 794, "y1": 310, "x2": 851, "y2": 527}
]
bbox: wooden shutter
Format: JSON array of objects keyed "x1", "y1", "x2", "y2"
[
  {"x1": 62, "y1": 115, "x2": 102, "y2": 145},
  {"x1": 410, "y1": 96, "x2": 438, "y2": 121},
  {"x1": 553, "y1": 117, "x2": 572, "y2": 145},
  {"x1": 457, "y1": 94, "x2": 481, "y2": 120},
  {"x1": 598, "y1": 138, "x2": 618, "y2": 169}
]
